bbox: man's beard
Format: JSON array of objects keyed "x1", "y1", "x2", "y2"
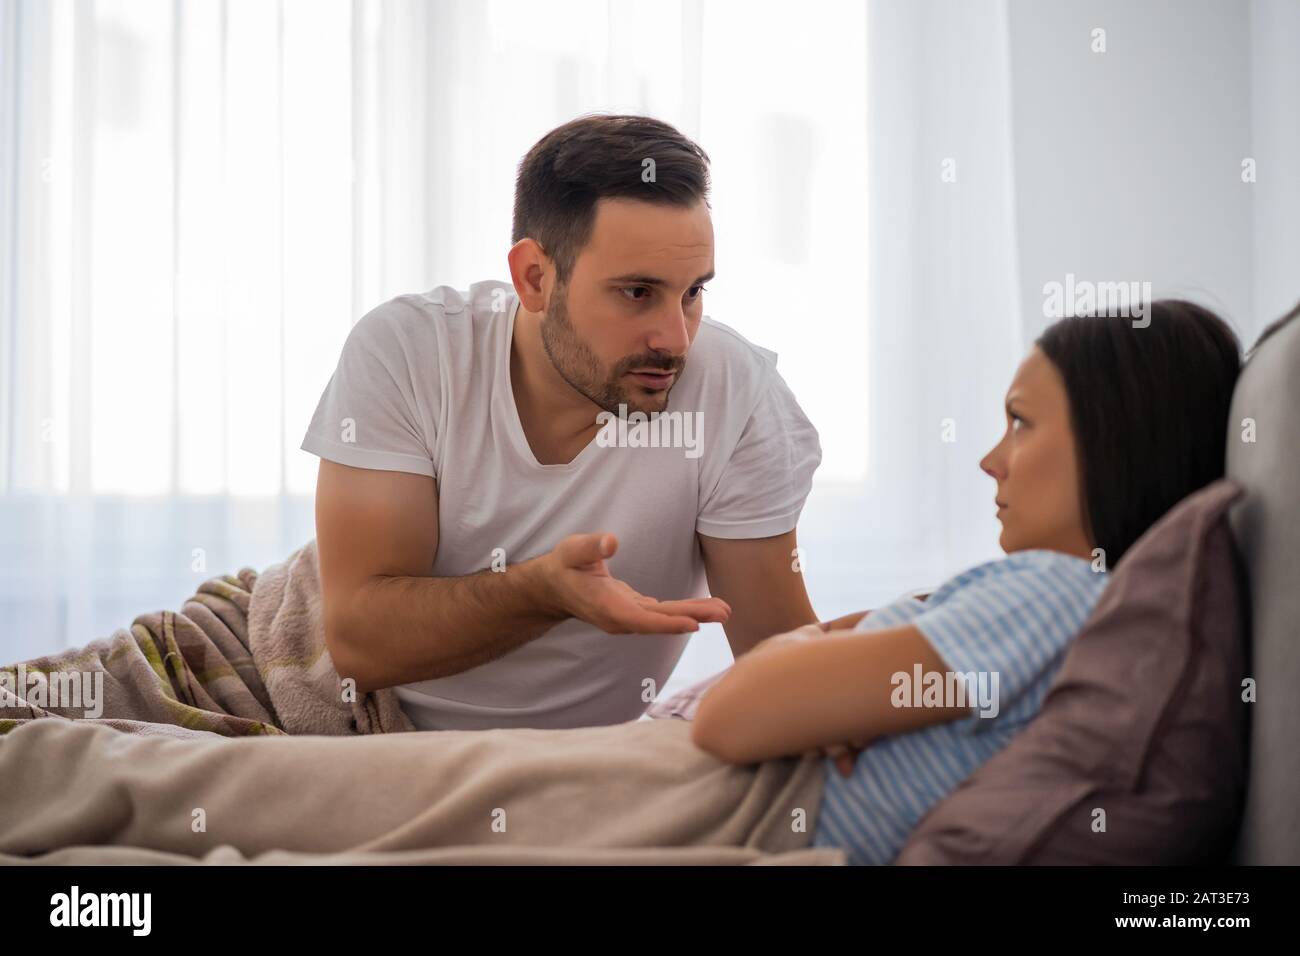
[{"x1": 539, "y1": 282, "x2": 683, "y2": 416}]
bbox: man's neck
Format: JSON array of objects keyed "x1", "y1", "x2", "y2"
[{"x1": 510, "y1": 303, "x2": 604, "y2": 459}]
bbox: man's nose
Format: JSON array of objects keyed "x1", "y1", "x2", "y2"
[{"x1": 647, "y1": 302, "x2": 691, "y2": 356}]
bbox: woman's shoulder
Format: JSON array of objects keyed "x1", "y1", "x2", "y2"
[
  {"x1": 929, "y1": 549, "x2": 1107, "y2": 606},
  {"x1": 1001, "y1": 548, "x2": 1104, "y2": 576}
]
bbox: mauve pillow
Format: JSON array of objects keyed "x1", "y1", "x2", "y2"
[{"x1": 895, "y1": 479, "x2": 1250, "y2": 865}]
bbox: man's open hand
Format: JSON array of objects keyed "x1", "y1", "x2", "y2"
[{"x1": 541, "y1": 532, "x2": 731, "y2": 635}]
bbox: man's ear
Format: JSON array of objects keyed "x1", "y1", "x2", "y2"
[{"x1": 507, "y1": 238, "x2": 551, "y2": 314}]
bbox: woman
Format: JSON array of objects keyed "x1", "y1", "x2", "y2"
[
  {"x1": 0, "y1": 300, "x2": 1242, "y2": 865},
  {"x1": 692, "y1": 299, "x2": 1241, "y2": 864}
]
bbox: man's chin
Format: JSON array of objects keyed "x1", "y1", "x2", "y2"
[{"x1": 618, "y1": 389, "x2": 671, "y2": 416}]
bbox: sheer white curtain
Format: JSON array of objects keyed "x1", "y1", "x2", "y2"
[
  {"x1": 1251, "y1": 0, "x2": 1300, "y2": 328},
  {"x1": 0, "y1": 0, "x2": 1021, "y2": 674}
]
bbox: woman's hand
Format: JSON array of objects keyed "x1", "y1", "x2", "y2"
[
  {"x1": 748, "y1": 623, "x2": 824, "y2": 655},
  {"x1": 749, "y1": 610, "x2": 870, "y2": 656},
  {"x1": 818, "y1": 609, "x2": 871, "y2": 632},
  {"x1": 823, "y1": 737, "x2": 875, "y2": 776},
  {"x1": 748, "y1": 620, "x2": 876, "y2": 776},
  {"x1": 816, "y1": 611, "x2": 874, "y2": 773}
]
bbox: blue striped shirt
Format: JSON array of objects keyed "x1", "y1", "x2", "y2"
[{"x1": 811, "y1": 549, "x2": 1109, "y2": 865}]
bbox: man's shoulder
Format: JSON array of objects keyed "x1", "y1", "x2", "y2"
[
  {"x1": 364, "y1": 280, "x2": 510, "y2": 323},
  {"x1": 695, "y1": 315, "x2": 779, "y2": 369},
  {"x1": 685, "y1": 316, "x2": 782, "y2": 400},
  {"x1": 350, "y1": 280, "x2": 510, "y2": 347}
]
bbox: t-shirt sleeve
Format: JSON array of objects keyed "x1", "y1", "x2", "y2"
[
  {"x1": 299, "y1": 303, "x2": 438, "y2": 478},
  {"x1": 696, "y1": 362, "x2": 822, "y2": 539},
  {"x1": 911, "y1": 554, "x2": 1104, "y2": 727}
]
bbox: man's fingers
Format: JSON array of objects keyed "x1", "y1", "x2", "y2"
[
  {"x1": 617, "y1": 608, "x2": 701, "y2": 634},
  {"x1": 649, "y1": 597, "x2": 731, "y2": 622},
  {"x1": 556, "y1": 532, "x2": 617, "y2": 568}
]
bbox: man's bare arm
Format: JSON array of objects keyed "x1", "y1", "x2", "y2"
[
  {"x1": 316, "y1": 460, "x2": 730, "y2": 693},
  {"x1": 697, "y1": 529, "x2": 819, "y2": 657}
]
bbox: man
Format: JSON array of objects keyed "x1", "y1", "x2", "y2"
[{"x1": 301, "y1": 114, "x2": 823, "y2": 731}]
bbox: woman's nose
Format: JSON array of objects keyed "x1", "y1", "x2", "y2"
[{"x1": 980, "y1": 450, "x2": 1002, "y2": 480}]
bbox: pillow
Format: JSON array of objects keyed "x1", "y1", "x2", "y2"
[{"x1": 895, "y1": 479, "x2": 1250, "y2": 865}]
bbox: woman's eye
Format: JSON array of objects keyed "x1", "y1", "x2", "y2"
[{"x1": 1010, "y1": 415, "x2": 1025, "y2": 431}]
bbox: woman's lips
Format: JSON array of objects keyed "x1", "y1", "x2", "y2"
[{"x1": 629, "y1": 371, "x2": 675, "y2": 391}]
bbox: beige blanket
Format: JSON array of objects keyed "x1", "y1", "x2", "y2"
[
  {"x1": 0, "y1": 713, "x2": 838, "y2": 865},
  {"x1": 0, "y1": 542, "x2": 841, "y2": 865}
]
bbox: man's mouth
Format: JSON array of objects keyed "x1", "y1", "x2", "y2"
[{"x1": 627, "y1": 369, "x2": 676, "y2": 391}]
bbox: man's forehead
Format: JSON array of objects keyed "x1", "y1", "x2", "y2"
[{"x1": 583, "y1": 198, "x2": 713, "y2": 278}]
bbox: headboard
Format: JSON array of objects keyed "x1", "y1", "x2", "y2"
[{"x1": 1226, "y1": 303, "x2": 1300, "y2": 865}]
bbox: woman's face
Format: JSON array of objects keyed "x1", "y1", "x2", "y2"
[{"x1": 979, "y1": 347, "x2": 1094, "y2": 560}]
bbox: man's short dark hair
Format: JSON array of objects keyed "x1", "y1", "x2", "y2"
[{"x1": 512, "y1": 114, "x2": 711, "y2": 282}]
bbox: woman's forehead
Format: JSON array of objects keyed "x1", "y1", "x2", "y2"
[{"x1": 1007, "y1": 347, "x2": 1067, "y2": 406}]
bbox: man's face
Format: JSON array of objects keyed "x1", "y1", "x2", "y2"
[{"x1": 540, "y1": 197, "x2": 714, "y2": 416}]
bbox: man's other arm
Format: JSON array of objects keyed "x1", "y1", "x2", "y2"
[{"x1": 698, "y1": 528, "x2": 818, "y2": 657}]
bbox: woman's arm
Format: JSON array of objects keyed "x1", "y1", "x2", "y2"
[
  {"x1": 817, "y1": 610, "x2": 871, "y2": 632},
  {"x1": 691, "y1": 624, "x2": 969, "y2": 764}
]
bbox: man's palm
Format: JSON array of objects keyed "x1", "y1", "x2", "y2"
[{"x1": 549, "y1": 532, "x2": 730, "y2": 635}]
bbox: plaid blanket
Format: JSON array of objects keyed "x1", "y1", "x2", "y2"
[
  {"x1": 0, "y1": 540, "x2": 414, "y2": 739},
  {"x1": 646, "y1": 671, "x2": 727, "y2": 721}
]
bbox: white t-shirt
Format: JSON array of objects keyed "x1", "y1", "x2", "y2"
[{"x1": 300, "y1": 279, "x2": 821, "y2": 730}]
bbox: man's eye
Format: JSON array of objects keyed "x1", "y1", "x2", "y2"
[
  {"x1": 687, "y1": 285, "x2": 708, "y2": 299},
  {"x1": 620, "y1": 287, "x2": 651, "y2": 302}
]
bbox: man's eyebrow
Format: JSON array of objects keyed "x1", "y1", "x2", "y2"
[{"x1": 607, "y1": 270, "x2": 715, "y2": 287}]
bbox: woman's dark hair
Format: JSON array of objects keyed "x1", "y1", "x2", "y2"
[
  {"x1": 1036, "y1": 299, "x2": 1242, "y2": 567},
  {"x1": 512, "y1": 114, "x2": 711, "y2": 282}
]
